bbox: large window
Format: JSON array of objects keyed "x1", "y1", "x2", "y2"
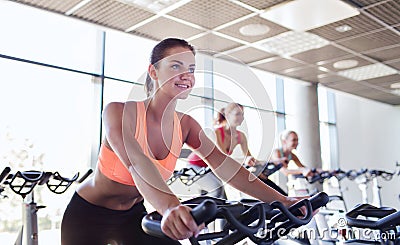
[
  {"x1": 318, "y1": 86, "x2": 339, "y2": 170},
  {"x1": 0, "y1": 1, "x2": 101, "y2": 74},
  {"x1": 0, "y1": 58, "x2": 94, "y2": 244}
]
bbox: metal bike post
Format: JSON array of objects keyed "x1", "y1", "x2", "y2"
[
  {"x1": 22, "y1": 192, "x2": 39, "y2": 245},
  {"x1": 371, "y1": 177, "x2": 382, "y2": 208}
]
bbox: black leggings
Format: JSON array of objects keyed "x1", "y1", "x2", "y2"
[{"x1": 61, "y1": 192, "x2": 180, "y2": 245}]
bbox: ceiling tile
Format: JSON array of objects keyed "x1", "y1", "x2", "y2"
[
  {"x1": 351, "y1": 0, "x2": 391, "y2": 7},
  {"x1": 13, "y1": 0, "x2": 83, "y2": 13},
  {"x1": 130, "y1": 17, "x2": 204, "y2": 41},
  {"x1": 309, "y1": 14, "x2": 385, "y2": 41},
  {"x1": 317, "y1": 74, "x2": 348, "y2": 84},
  {"x1": 337, "y1": 28, "x2": 400, "y2": 53},
  {"x1": 168, "y1": 0, "x2": 252, "y2": 29},
  {"x1": 362, "y1": 74, "x2": 400, "y2": 86},
  {"x1": 292, "y1": 45, "x2": 351, "y2": 64},
  {"x1": 386, "y1": 60, "x2": 400, "y2": 70},
  {"x1": 325, "y1": 81, "x2": 370, "y2": 93},
  {"x1": 364, "y1": 0, "x2": 400, "y2": 26},
  {"x1": 237, "y1": 0, "x2": 288, "y2": 10},
  {"x1": 73, "y1": 0, "x2": 154, "y2": 30},
  {"x1": 362, "y1": 45, "x2": 400, "y2": 62},
  {"x1": 225, "y1": 47, "x2": 275, "y2": 64},
  {"x1": 190, "y1": 33, "x2": 242, "y2": 53},
  {"x1": 351, "y1": 89, "x2": 400, "y2": 105},
  {"x1": 217, "y1": 16, "x2": 288, "y2": 43},
  {"x1": 252, "y1": 58, "x2": 304, "y2": 73}
]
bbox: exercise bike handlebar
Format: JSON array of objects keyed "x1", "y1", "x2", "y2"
[
  {"x1": 142, "y1": 192, "x2": 329, "y2": 244},
  {"x1": 260, "y1": 162, "x2": 283, "y2": 177},
  {"x1": 47, "y1": 169, "x2": 93, "y2": 194},
  {"x1": 141, "y1": 199, "x2": 218, "y2": 239},
  {"x1": 346, "y1": 203, "x2": 399, "y2": 230},
  {"x1": 0, "y1": 167, "x2": 11, "y2": 184},
  {"x1": 167, "y1": 167, "x2": 212, "y2": 186},
  {"x1": 2, "y1": 169, "x2": 93, "y2": 196}
]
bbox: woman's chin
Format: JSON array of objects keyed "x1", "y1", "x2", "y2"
[{"x1": 176, "y1": 90, "x2": 191, "y2": 99}]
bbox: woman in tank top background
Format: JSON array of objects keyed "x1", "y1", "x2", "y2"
[
  {"x1": 186, "y1": 103, "x2": 260, "y2": 198},
  {"x1": 272, "y1": 130, "x2": 315, "y2": 176},
  {"x1": 259, "y1": 130, "x2": 320, "y2": 195}
]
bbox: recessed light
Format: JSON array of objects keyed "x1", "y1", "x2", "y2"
[
  {"x1": 239, "y1": 24, "x2": 270, "y2": 36},
  {"x1": 260, "y1": 0, "x2": 359, "y2": 31},
  {"x1": 335, "y1": 24, "x2": 352, "y2": 32},
  {"x1": 338, "y1": 63, "x2": 398, "y2": 81},
  {"x1": 390, "y1": 82, "x2": 400, "y2": 89},
  {"x1": 318, "y1": 67, "x2": 330, "y2": 72},
  {"x1": 259, "y1": 31, "x2": 329, "y2": 56},
  {"x1": 118, "y1": 0, "x2": 183, "y2": 12},
  {"x1": 333, "y1": 59, "x2": 358, "y2": 69}
]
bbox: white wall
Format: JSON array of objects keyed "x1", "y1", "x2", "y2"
[{"x1": 334, "y1": 90, "x2": 400, "y2": 209}]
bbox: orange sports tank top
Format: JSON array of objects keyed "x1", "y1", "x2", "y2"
[{"x1": 98, "y1": 101, "x2": 183, "y2": 186}]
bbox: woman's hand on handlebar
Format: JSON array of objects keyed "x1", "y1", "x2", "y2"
[
  {"x1": 283, "y1": 196, "x2": 319, "y2": 216},
  {"x1": 244, "y1": 156, "x2": 258, "y2": 166},
  {"x1": 161, "y1": 205, "x2": 205, "y2": 240}
]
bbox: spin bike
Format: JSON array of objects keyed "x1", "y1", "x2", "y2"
[
  {"x1": 343, "y1": 203, "x2": 400, "y2": 245},
  {"x1": 0, "y1": 167, "x2": 92, "y2": 245},
  {"x1": 347, "y1": 168, "x2": 397, "y2": 208},
  {"x1": 285, "y1": 169, "x2": 353, "y2": 245},
  {"x1": 142, "y1": 192, "x2": 330, "y2": 245}
]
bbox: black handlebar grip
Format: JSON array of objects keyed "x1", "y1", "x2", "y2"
[
  {"x1": 0, "y1": 167, "x2": 11, "y2": 184},
  {"x1": 291, "y1": 192, "x2": 330, "y2": 216},
  {"x1": 190, "y1": 199, "x2": 217, "y2": 225},
  {"x1": 308, "y1": 191, "x2": 330, "y2": 210},
  {"x1": 142, "y1": 199, "x2": 217, "y2": 239},
  {"x1": 77, "y1": 169, "x2": 93, "y2": 183}
]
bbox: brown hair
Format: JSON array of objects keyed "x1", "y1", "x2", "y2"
[
  {"x1": 215, "y1": 103, "x2": 243, "y2": 125},
  {"x1": 145, "y1": 38, "x2": 195, "y2": 97}
]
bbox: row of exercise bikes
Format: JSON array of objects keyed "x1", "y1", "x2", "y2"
[
  {"x1": 0, "y1": 167, "x2": 92, "y2": 245},
  {"x1": 0, "y1": 162, "x2": 399, "y2": 245},
  {"x1": 160, "y1": 161, "x2": 400, "y2": 245}
]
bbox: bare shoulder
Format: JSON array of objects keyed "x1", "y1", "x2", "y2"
[
  {"x1": 102, "y1": 101, "x2": 140, "y2": 126},
  {"x1": 176, "y1": 112, "x2": 199, "y2": 127},
  {"x1": 103, "y1": 101, "x2": 124, "y2": 113}
]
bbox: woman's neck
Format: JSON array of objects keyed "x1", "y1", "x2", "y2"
[
  {"x1": 146, "y1": 95, "x2": 176, "y2": 121},
  {"x1": 282, "y1": 146, "x2": 291, "y2": 155}
]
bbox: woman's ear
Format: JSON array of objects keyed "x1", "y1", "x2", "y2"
[{"x1": 148, "y1": 64, "x2": 158, "y2": 81}]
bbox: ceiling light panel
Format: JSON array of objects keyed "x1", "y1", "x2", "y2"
[
  {"x1": 118, "y1": 0, "x2": 184, "y2": 12},
  {"x1": 260, "y1": 0, "x2": 359, "y2": 31},
  {"x1": 338, "y1": 63, "x2": 398, "y2": 81},
  {"x1": 259, "y1": 31, "x2": 329, "y2": 56}
]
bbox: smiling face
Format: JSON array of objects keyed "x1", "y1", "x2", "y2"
[
  {"x1": 283, "y1": 132, "x2": 299, "y2": 150},
  {"x1": 149, "y1": 46, "x2": 196, "y2": 100}
]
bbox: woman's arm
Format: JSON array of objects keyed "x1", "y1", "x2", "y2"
[
  {"x1": 184, "y1": 115, "x2": 293, "y2": 206},
  {"x1": 103, "y1": 102, "x2": 201, "y2": 239},
  {"x1": 238, "y1": 132, "x2": 259, "y2": 166},
  {"x1": 271, "y1": 150, "x2": 310, "y2": 176}
]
